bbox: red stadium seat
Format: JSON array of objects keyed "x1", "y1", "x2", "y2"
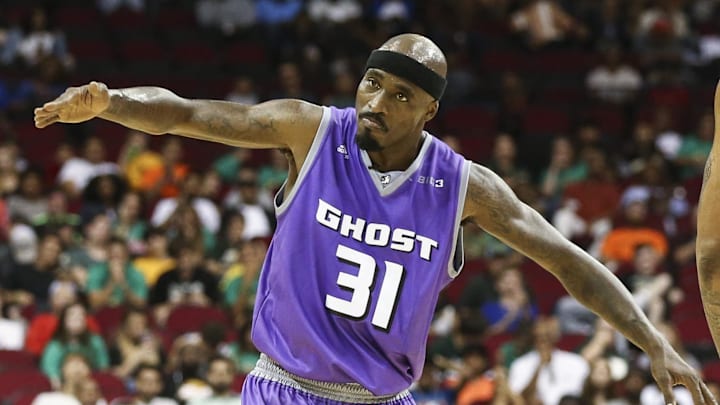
[
  {"x1": 0, "y1": 369, "x2": 51, "y2": 399},
  {"x1": 93, "y1": 371, "x2": 128, "y2": 400},
  {"x1": 443, "y1": 106, "x2": 497, "y2": 136},
  {"x1": 482, "y1": 333, "x2": 514, "y2": 364},
  {"x1": 481, "y1": 51, "x2": 530, "y2": 73},
  {"x1": 0, "y1": 350, "x2": 38, "y2": 370},
  {"x1": 94, "y1": 306, "x2": 127, "y2": 342},
  {"x1": 675, "y1": 316, "x2": 713, "y2": 347},
  {"x1": 522, "y1": 106, "x2": 571, "y2": 136},
  {"x1": 224, "y1": 42, "x2": 269, "y2": 66},
  {"x1": 557, "y1": 334, "x2": 587, "y2": 352},
  {"x1": 12, "y1": 391, "x2": 41, "y2": 405},
  {"x1": 703, "y1": 361, "x2": 720, "y2": 383},
  {"x1": 232, "y1": 374, "x2": 247, "y2": 393},
  {"x1": 520, "y1": 261, "x2": 566, "y2": 315},
  {"x1": 165, "y1": 305, "x2": 231, "y2": 338},
  {"x1": 583, "y1": 106, "x2": 627, "y2": 136}
]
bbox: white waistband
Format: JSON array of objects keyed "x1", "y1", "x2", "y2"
[{"x1": 249, "y1": 354, "x2": 411, "y2": 404}]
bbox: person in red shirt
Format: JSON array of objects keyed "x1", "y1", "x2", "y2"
[{"x1": 24, "y1": 280, "x2": 101, "y2": 356}]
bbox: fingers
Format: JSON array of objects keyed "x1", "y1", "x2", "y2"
[
  {"x1": 687, "y1": 379, "x2": 707, "y2": 405},
  {"x1": 35, "y1": 113, "x2": 59, "y2": 128},
  {"x1": 88, "y1": 81, "x2": 105, "y2": 95},
  {"x1": 701, "y1": 380, "x2": 719, "y2": 405},
  {"x1": 656, "y1": 371, "x2": 677, "y2": 405}
]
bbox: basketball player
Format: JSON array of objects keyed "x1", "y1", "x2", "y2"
[
  {"x1": 698, "y1": 81, "x2": 720, "y2": 357},
  {"x1": 35, "y1": 34, "x2": 714, "y2": 404}
]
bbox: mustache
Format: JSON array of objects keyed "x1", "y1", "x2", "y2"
[{"x1": 359, "y1": 112, "x2": 388, "y2": 131}]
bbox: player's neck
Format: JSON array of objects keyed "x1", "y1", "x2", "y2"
[{"x1": 367, "y1": 132, "x2": 425, "y2": 172}]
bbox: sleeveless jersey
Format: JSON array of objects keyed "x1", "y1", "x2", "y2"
[{"x1": 251, "y1": 106, "x2": 471, "y2": 396}]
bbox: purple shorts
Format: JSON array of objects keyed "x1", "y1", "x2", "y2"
[{"x1": 241, "y1": 354, "x2": 416, "y2": 405}]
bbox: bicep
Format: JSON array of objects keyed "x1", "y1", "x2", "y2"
[
  {"x1": 173, "y1": 98, "x2": 322, "y2": 151},
  {"x1": 465, "y1": 165, "x2": 578, "y2": 272}
]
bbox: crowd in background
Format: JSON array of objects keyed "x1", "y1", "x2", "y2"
[{"x1": 1, "y1": 0, "x2": 720, "y2": 404}]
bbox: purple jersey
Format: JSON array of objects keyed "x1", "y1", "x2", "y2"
[{"x1": 251, "y1": 106, "x2": 470, "y2": 396}]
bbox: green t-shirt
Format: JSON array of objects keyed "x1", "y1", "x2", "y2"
[
  {"x1": 86, "y1": 262, "x2": 148, "y2": 306},
  {"x1": 213, "y1": 153, "x2": 244, "y2": 183},
  {"x1": 40, "y1": 334, "x2": 110, "y2": 381},
  {"x1": 676, "y1": 134, "x2": 712, "y2": 179}
]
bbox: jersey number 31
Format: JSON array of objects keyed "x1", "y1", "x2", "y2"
[{"x1": 325, "y1": 244, "x2": 405, "y2": 331}]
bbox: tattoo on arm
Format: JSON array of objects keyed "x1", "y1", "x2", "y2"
[{"x1": 704, "y1": 156, "x2": 714, "y2": 187}]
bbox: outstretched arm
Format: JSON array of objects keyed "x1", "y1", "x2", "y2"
[
  {"x1": 697, "y1": 80, "x2": 720, "y2": 357},
  {"x1": 34, "y1": 81, "x2": 323, "y2": 157},
  {"x1": 463, "y1": 163, "x2": 716, "y2": 405}
]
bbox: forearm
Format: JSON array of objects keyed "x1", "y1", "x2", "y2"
[
  {"x1": 697, "y1": 152, "x2": 720, "y2": 355},
  {"x1": 99, "y1": 87, "x2": 192, "y2": 135},
  {"x1": 550, "y1": 247, "x2": 662, "y2": 353}
]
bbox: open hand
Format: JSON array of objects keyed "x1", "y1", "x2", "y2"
[
  {"x1": 649, "y1": 338, "x2": 717, "y2": 405},
  {"x1": 34, "y1": 81, "x2": 110, "y2": 128}
]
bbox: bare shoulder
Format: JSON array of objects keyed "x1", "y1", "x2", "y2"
[{"x1": 462, "y1": 163, "x2": 521, "y2": 230}]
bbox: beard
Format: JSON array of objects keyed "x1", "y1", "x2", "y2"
[{"x1": 355, "y1": 128, "x2": 382, "y2": 151}]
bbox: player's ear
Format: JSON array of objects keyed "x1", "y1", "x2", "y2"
[{"x1": 424, "y1": 100, "x2": 439, "y2": 122}]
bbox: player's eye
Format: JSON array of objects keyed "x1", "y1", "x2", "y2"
[
  {"x1": 366, "y1": 78, "x2": 379, "y2": 88},
  {"x1": 396, "y1": 93, "x2": 408, "y2": 102}
]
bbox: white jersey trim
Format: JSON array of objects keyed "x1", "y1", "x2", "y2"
[
  {"x1": 448, "y1": 159, "x2": 471, "y2": 278},
  {"x1": 274, "y1": 106, "x2": 332, "y2": 216}
]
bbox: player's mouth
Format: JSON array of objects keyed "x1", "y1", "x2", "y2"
[{"x1": 359, "y1": 113, "x2": 387, "y2": 132}]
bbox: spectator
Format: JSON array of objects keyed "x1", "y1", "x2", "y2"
[
  {"x1": 150, "y1": 244, "x2": 220, "y2": 326},
  {"x1": 151, "y1": 171, "x2": 221, "y2": 235},
  {"x1": 224, "y1": 76, "x2": 259, "y2": 105},
  {"x1": 56, "y1": 137, "x2": 120, "y2": 199},
  {"x1": 187, "y1": 356, "x2": 241, "y2": 405},
  {"x1": 410, "y1": 360, "x2": 453, "y2": 405},
  {"x1": 0, "y1": 141, "x2": 21, "y2": 195},
  {"x1": 7, "y1": 167, "x2": 49, "y2": 223},
  {"x1": 33, "y1": 353, "x2": 95, "y2": 405},
  {"x1": 258, "y1": 149, "x2": 288, "y2": 195},
  {"x1": 600, "y1": 189, "x2": 668, "y2": 265},
  {"x1": 270, "y1": 62, "x2": 317, "y2": 102},
  {"x1": 133, "y1": 227, "x2": 176, "y2": 287},
  {"x1": 579, "y1": 357, "x2": 616, "y2": 404},
  {"x1": 255, "y1": 0, "x2": 303, "y2": 27},
  {"x1": 510, "y1": 0, "x2": 588, "y2": 49},
  {"x1": 209, "y1": 210, "x2": 245, "y2": 274},
  {"x1": 195, "y1": 0, "x2": 256, "y2": 36},
  {"x1": 508, "y1": 317, "x2": 589, "y2": 405},
  {"x1": 4, "y1": 230, "x2": 59, "y2": 310},
  {"x1": 110, "y1": 309, "x2": 162, "y2": 379},
  {"x1": 0, "y1": 291, "x2": 26, "y2": 350},
  {"x1": 486, "y1": 133, "x2": 530, "y2": 190},
  {"x1": 222, "y1": 167, "x2": 273, "y2": 240},
  {"x1": 16, "y1": 7, "x2": 72, "y2": 68},
  {"x1": 86, "y1": 237, "x2": 147, "y2": 310},
  {"x1": 586, "y1": 44, "x2": 643, "y2": 104},
  {"x1": 323, "y1": 70, "x2": 359, "y2": 108},
  {"x1": 121, "y1": 364, "x2": 178, "y2": 405},
  {"x1": 80, "y1": 174, "x2": 127, "y2": 225},
  {"x1": 40, "y1": 302, "x2": 110, "y2": 387},
  {"x1": 212, "y1": 148, "x2": 250, "y2": 185},
  {"x1": 674, "y1": 109, "x2": 714, "y2": 180},
  {"x1": 455, "y1": 345, "x2": 495, "y2": 405},
  {"x1": 74, "y1": 378, "x2": 106, "y2": 405},
  {"x1": 307, "y1": 0, "x2": 362, "y2": 25},
  {"x1": 226, "y1": 238, "x2": 266, "y2": 322},
  {"x1": 112, "y1": 191, "x2": 147, "y2": 255},
  {"x1": 31, "y1": 189, "x2": 81, "y2": 243},
  {"x1": 25, "y1": 279, "x2": 102, "y2": 356},
  {"x1": 540, "y1": 136, "x2": 588, "y2": 213},
  {"x1": 96, "y1": 0, "x2": 145, "y2": 14},
  {"x1": 481, "y1": 267, "x2": 538, "y2": 335},
  {"x1": 552, "y1": 148, "x2": 620, "y2": 254},
  {"x1": 63, "y1": 213, "x2": 112, "y2": 288},
  {"x1": 621, "y1": 244, "x2": 680, "y2": 324},
  {"x1": 199, "y1": 169, "x2": 223, "y2": 203},
  {"x1": 165, "y1": 333, "x2": 212, "y2": 401},
  {"x1": 125, "y1": 137, "x2": 188, "y2": 200}
]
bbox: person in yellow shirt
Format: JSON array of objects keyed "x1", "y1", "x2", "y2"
[{"x1": 133, "y1": 227, "x2": 176, "y2": 286}]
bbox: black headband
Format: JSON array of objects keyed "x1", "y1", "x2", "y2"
[{"x1": 364, "y1": 50, "x2": 447, "y2": 100}]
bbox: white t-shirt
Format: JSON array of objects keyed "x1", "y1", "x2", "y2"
[
  {"x1": 150, "y1": 197, "x2": 220, "y2": 234},
  {"x1": 0, "y1": 319, "x2": 26, "y2": 350},
  {"x1": 509, "y1": 349, "x2": 590, "y2": 405},
  {"x1": 586, "y1": 66, "x2": 643, "y2": 103},
  {"x1": 56, "y1": 158, "x2": 120, "y2": 192}
]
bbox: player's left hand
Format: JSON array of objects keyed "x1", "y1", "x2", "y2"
[{"x1": 648, "y1": 337, "x2": 717, "y2": 405}]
